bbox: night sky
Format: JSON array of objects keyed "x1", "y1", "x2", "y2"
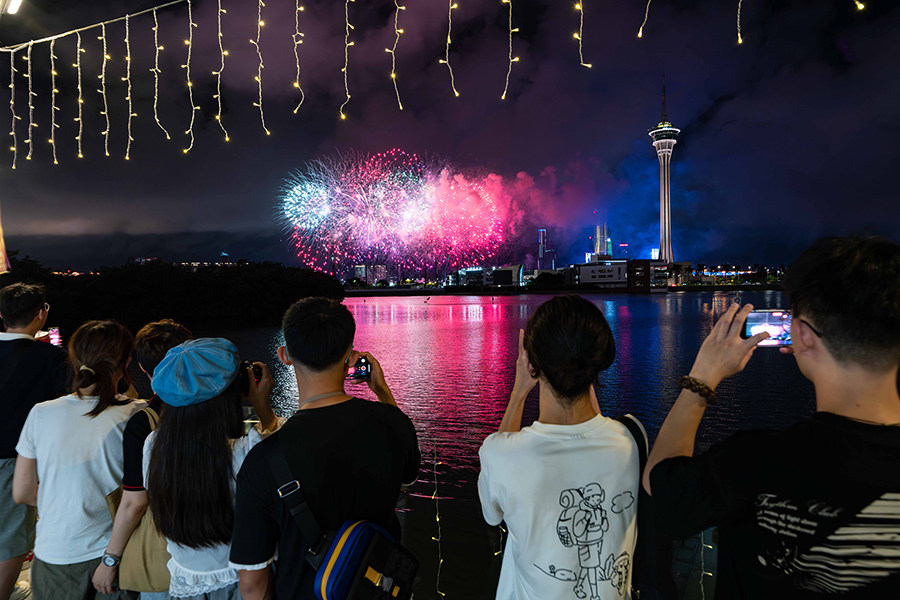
[{"x1": 0, "y1": 0, "x2": 897, "y2": 270}]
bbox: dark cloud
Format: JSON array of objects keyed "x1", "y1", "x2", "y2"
[{"x1": 0, "y1": 0, "x2": 897, "y2": 269}]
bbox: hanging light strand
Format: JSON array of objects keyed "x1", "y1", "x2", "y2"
[
  {"x1": 439, "y1": 2, "x2": 460, "y2": 98},
  {"x1": 854, "y1": 1, "x2": 865, "y2": 9},
  {"x1": 8, "y1": 51, "x2": 17, "y2": 169},
  {"x1": 292, "y1": 0, "x2": 305, "y2": 114},
  {"x1": 500, "y1": 0, "x2": 519, "y2": 100},
  {"x1": 49, "y1": 39, "x2": 58, "y2": 164},
  {"x1": 150, "y1": 9, "x2": 170, "y2": 140},
  {"x1": 124, "y1": 15, "x2": 135, "y2": 160},
  {"x1": 736, "y1": 0, "x2": 743, "y2": 44},
  {"x1": 98, "y1": 23, "x2": 110, "y2": 157},
  {"x1": 250, "y1": 0, "x2": 270, "y2": 134},
  {"x1": 385, "y1": 1, "x2": 405, "y2": 110},
  {"x1": 338, "y1": 0, "x2": 355, "y2": 120},
  {"x1": 431, "y1": 444, "x2": 446, "y2": 599},
  {"x1": 25, "y1": 42, "x2": 35, "y2": 161},
  {"x1": 182, "y1": 0, "x2": 198, "y2": 153},
  {"x1": 213, "y1": 0, "x2": 228, "y2": 140},
  {"x1": 74, "y1": 31, "x2": 84, "y2": 158},
  {"x1": 637, "y1": 0, "x2": 652, "y2": 38},
  {"x1": 573, "y1": 3, "x2": 591, "y2": 68}
]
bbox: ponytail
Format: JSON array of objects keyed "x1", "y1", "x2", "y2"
[{"x1": 69, "y1": 320, "x2": 134, "y2": 417}]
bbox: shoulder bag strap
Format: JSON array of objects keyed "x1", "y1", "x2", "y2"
[
  {"x1": 0, "y1": 339, "x2": 33, "y2": 392},
  {"x1": 144, "y1": 406, "x2": 160, "y2": 430},
  {"x1": 615, "y1": 413, "x2": 660, "y2": 600},
  {"x1": 263, "y1": 438, "x2": 330, "y2": 570}
]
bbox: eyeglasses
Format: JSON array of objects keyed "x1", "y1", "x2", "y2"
[{"x1": 797, "y1": 318, "x2": 822, "y2": 337}]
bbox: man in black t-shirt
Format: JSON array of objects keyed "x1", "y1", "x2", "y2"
[
  {"x1": 91, "y1": 319, "x2": 192, "y2": 595},
  {"x1": 230, "y1": 297, "x2": 420, "y2": 600},
  {"x1": 645, "y1": 236, "x2": 900, "y2": 599},
  {"x1": 0, "y1": 283, "x2": 69, "y2": 600}
]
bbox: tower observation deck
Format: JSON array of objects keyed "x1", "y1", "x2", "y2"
[{"x1": 648, "y1": 77, "x2": 680, "y2": 264}]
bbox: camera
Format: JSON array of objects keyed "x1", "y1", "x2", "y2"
[
  {"x1": 239, "y1": 360, "x2": 263, "y2": 394},
  {"x1": 742, "y1": 309, "x2": 792, "y2": 347},
  {"x1": 346, "y1": 356, "x2": 372, "y2": 381}
]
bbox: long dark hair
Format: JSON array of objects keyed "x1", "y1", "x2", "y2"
[
  {"x1": 524, "y1": 295, "x2": 616, "y2": 400},
  {"x1": 147, "y1": 379, "x2": 244, "y2": 548},
  {"x1": 69, "y1": 320, "x2": 133, "y2": 418}
]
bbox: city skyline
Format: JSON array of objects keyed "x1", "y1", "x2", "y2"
[{"x1": 0, "y1": 0, "x2": 897, "y2": 270}]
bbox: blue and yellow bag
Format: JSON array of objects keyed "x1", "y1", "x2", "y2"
[
  {"x1": 314, "y1": 520, "x2": 417, "y2": 600},
  {"x1": 265, "y1": 440, "x2": 419, "y2": 600}
]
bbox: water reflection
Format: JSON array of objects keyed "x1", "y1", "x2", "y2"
[{"x1": 220, "y1": 292, "x2": 814, "y2": 598}]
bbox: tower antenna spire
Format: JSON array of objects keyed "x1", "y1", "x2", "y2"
[{"x1": 661, "y1": 72, "x2": 668, "y2": 123}]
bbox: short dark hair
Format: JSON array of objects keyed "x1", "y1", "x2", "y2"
[
  {"x1": 281, "y1": 297, "x2": 355, "y2": 371},
  {"x1": 134, "y1": 319, "x2": 193, "y2": 376},
  {"x1": 0, "y1": 283, "x2": 46, "y2": 328},
  {"x1": 784, "y1": 236, "x2": 900, "y2": 371},
  {"x1": 524, "y1": 295, "x2": 616, "y2": 400}
]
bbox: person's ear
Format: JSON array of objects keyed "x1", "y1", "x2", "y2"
[
  {"x1": 793, "y1": 319, "x2": 817, "y2": 355},
  {"x1": 277, "y1": 346, "x2": 292, "y2": 366}
]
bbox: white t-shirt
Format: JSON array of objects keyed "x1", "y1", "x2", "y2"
[
  {"x1": 15, "y1": 394, "x2": 144, "y2": 564},
  {"x1": 478, "y1": 415, "x2": 640, "y2": 600},
  {"x1": 143, "y1": 418, "x2": 284, "y2": 598}
]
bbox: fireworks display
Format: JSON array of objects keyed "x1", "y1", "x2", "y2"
[{"x1": 281, "y1": 149, "x2": 507, "y2": 276}]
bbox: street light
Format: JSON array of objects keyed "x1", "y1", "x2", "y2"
[{"x1": 2, "y1": 0, "x2": 23, "y2": 14}]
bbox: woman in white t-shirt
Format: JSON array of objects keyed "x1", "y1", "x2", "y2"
[
  {"x1": 13, "y1": 320, "x2": 143, "y2": 600},
  {"x1": 478, "y1": 295, "x2": 642, "y2": 600},
  {"x1": 143, "y1": 338, "x2": 282, "y2": 600}
]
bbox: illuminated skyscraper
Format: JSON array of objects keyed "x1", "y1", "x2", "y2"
[{"x1": 649, "y1": 76, "x2": 680, "y2": 263}]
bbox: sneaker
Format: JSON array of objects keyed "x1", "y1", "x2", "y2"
[{"x1": 8, "y1": 581, "x2": 31, "y2": 600}]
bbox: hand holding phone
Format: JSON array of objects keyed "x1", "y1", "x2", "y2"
[
  {"x1": 741, "y1": 309, "x2": 792, "y2": 347},
  {"x1": 345, "y1": 356, "x2": 372, "y2": 381}
]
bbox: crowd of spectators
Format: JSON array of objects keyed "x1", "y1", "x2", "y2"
[{"x1": 1, "y1": 235, "x2": 898, "y2": 600}]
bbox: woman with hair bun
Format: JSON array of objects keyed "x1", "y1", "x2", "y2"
[
  {"x1": 478, "y1": 295, "x2": 643, "y2": 600},
  {"x1": 12, "y1": 320, "x2": 144, "y2": 600}
]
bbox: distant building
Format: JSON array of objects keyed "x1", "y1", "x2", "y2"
[
  {"x1": 485, "y1": 265, "x2": 524, "y2": 287},
  {"x1": 572, "y1": 259, "x2": 628, "y2": 289},
  {"x1": 627, "y1": 259, "x2": 669, "y2": 292}
]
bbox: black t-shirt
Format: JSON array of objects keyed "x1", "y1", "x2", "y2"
[
  {"x1": 122, "y1": 395, "x2": 162, "y2": 491},
  {"x1": 651, "y1": 412, "x2": 900, "y2": 599},
  {"x1": 230, "y1": 398, "x2": 420, "y2": 599},
  {"x1": 0, "y1": 338, "x2": 69, "y2": 458}
]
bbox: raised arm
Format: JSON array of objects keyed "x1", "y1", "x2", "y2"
[
  {"x1": 643, "y1": 303, "x2": 768, "y2": 494},
  {"x1": 498, "y1": 329, "x2": 538, "y2": 433}
]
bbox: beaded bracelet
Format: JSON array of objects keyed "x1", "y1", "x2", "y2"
[{"x1": 678, "y1": 375, "x2": 718, "y2": 404}]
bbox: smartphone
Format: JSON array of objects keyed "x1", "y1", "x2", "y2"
[
  {"x1": 239, "y1": 360, "x2": 263, "y2": 395},
  {"x1": 742, "y1": 309, "x2": 792, "y2": 347},
  {"x1": 48, "y1": 327, "x2": 62, "y2": 347},
  {"x1": 346, "y1": 356, "x2": 372, "y2": 381}
]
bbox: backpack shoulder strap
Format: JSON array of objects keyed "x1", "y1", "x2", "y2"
[{"x1": 263, "y1": 438, "x2": 330, "y2": 569}]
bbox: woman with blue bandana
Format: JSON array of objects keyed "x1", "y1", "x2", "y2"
[{"x1": 143, "y1": 338, "x2": 283, "y2": 600}]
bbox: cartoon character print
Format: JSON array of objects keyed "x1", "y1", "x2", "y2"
[{"x1": 539, "y1": 483, "x2": 634, "y2": 599}]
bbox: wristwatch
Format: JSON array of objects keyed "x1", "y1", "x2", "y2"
[{"x1": 101, "y1": 553, "x2": 121, "y2": 568}]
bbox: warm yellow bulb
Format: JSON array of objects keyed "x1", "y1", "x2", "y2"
[{"x1": 855, "y1": 1, "x2": 865, "y2": 9}]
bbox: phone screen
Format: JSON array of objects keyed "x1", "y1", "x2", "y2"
[
  {"x1": 48, "y1": 327, "x2": 62, "y2": 347},
  {"x1": 346, "y1": 357, "x2": 372, "y2": 380},
  {"x1": 743, "y1": 310, "x2": 792, "y2": 346}
]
